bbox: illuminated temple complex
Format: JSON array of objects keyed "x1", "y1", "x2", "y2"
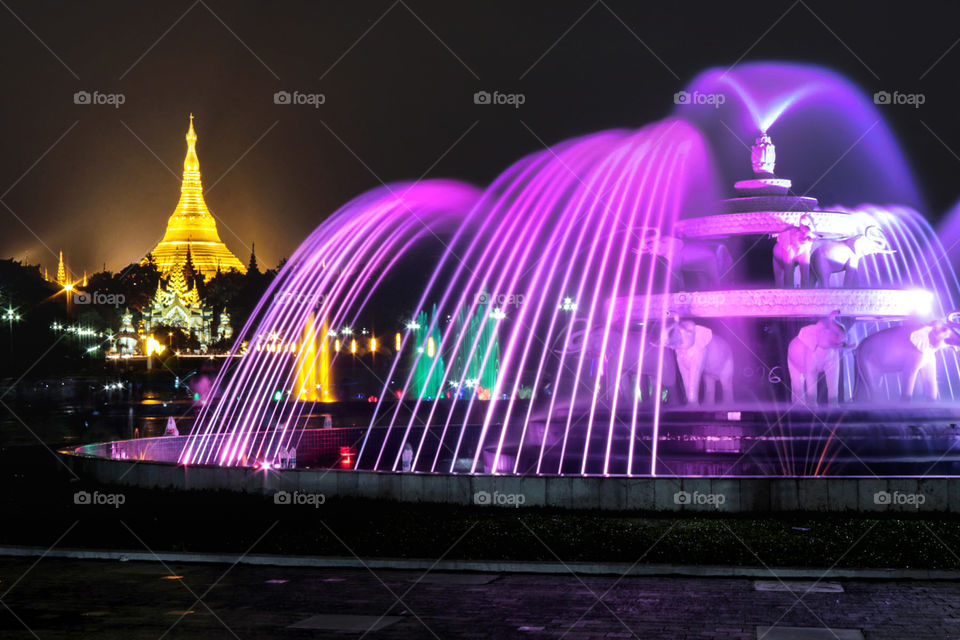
[
  {"x1": 142, "y1": 257, "x2": 232, "y2": 348},
  {"x1": 146, "y1": 115, "x2": 246, "y2": 280}
]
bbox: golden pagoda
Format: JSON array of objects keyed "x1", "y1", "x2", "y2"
[
  {"x1": 147, "y1": 115, "x2": 246, "y2": 281},
  {"x1": 55, "y1": 251, "x2": 67, "y2": 286}
]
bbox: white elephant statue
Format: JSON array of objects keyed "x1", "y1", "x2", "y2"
[
  {"x1": 771, "y1": 214, "x2": 816, "y2": 288},
  {"x1": 787, "y1": 311, "x2": 849, "y2": 404},
  {"x1": 810, "y1": 226, "x2": 895, "y2": 288},
  {"x1": 636, "y1": 231, "x2": 732, "y2": 290},
  {"x1": 663, "y1": 318, "x2": 734, "y2": 405},
  {"x1": 854, "y1": 319, "x2": 960, "y2": 401}
]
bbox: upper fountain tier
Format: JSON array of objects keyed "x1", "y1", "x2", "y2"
[
  {"x1": 715, "y1": 134, "x2": 818, "y2": 214},
  {"x1": 677, "y1": 134, "x2": 869, "y2": 238}
]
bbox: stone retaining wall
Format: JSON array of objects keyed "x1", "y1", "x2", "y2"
[{"x1": 61, "y1": 453, "x2": 960, "y2": 513}]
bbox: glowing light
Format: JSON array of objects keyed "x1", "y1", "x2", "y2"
[
  {"x1": 149, "y1": 116, "x2": 246, "y2": 280},
  {"x1": 273, "y1": 390, "x2": 283, "y2": 401},
  {"x1": 334, "y1": 339, "x2": 340, "y2": 352},
  {"x1": 490, "y1": 307, "x2": 506, "y2": 321},
  {"x1": 559, "y1": 297, "x2": 577, "y2": 312},
  {"x1": 350, "y1": 338, "x2": 357, "y2": 354},
  {"x1": 144, "y1": 336, "x2": 166, "y2": 356},
  {"x1": 909, "y1": 288, "x2": 936, "y2": 317},
  {"x1": 405, "y1": 321, "x2": 421, "y2": 330},
  {"x1": 426, "y1": 336, "x2": 435, "y2": 358},
  {"x1": 370, "y1": 337, "x2": 377, "y2": 351},
  {"x1": 395, "y1": 332, "x2": 401, "y2": 350}
]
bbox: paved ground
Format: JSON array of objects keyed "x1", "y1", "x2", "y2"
[{"x1": 0, "y1": 557, "x2": 957, "y2": 639}]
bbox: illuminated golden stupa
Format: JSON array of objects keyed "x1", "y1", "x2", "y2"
[{"x1": 147, "y1": 115, "x2": 246, "y2": 280}]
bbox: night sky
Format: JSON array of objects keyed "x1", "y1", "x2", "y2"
[{"x1": 2, "y1": 0, "x2": 960, "y2": 277}]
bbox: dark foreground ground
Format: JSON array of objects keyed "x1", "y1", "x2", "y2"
[
  {"x1": 0, "y1": 557, "x2": 958, "y2": 639},
  {"x1": 5, "y1": 442, "x2": 960, "y2": 568}
]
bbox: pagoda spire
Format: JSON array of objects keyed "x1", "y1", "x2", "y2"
[
  {"x1": 147, "y1": 115, "x2": 246, "y2": 281},
  {"x1": 56, "y1": 251, "x2": 66, "y2": 286},
  {"x1": 247, "y1": 242, "x2": 260, "y2": 275}
]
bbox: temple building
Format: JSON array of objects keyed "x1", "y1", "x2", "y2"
[
  {"x1": 114, "y1": 309, "x2": 140, "y2": 355},
  {"x1": 142, "y1": 257, "x2": 232, "y2": 348},
  {"x1": 146, "y1": 115, "x2": 246, "y2": 281}
]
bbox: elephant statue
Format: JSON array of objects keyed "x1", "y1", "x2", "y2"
[
  {"x1": 810, "y1": 226, "x2": 895, "y2": 288},
  {"x1": 636, "y1": 231, "x2": 732, "y2": 290},
  {"x1": 565, "y1": 325, "x2": 679, "y2": 405},
  {"x1": 771, "y1": 214, "x2": 816, "y2": 288},
  {"x1": 663, "y1": 318, "x2": 734, "y2": 405},
  {"x1": 787, "y1": 311, "x2": 850, "y2": 404},
  {"x1": 854, "y1": 320, "x2": 960, "y2": 401}
]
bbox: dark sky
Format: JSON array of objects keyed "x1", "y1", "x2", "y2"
[{"x1": 2, "y1": 0, "x2": 960, "y2": 278}]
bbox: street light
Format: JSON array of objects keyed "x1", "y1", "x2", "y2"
[{"x1": 2, "y1": 304, "x2": 21, "y2": 354}]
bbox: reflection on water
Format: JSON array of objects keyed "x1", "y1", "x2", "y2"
[{"x1": 0, "y1": 410, "x2": 194, "y2": 447}]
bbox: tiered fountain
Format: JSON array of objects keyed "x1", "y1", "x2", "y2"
[{"x1": 59, "y1": 64, "x2": 960, "y2": 510}]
